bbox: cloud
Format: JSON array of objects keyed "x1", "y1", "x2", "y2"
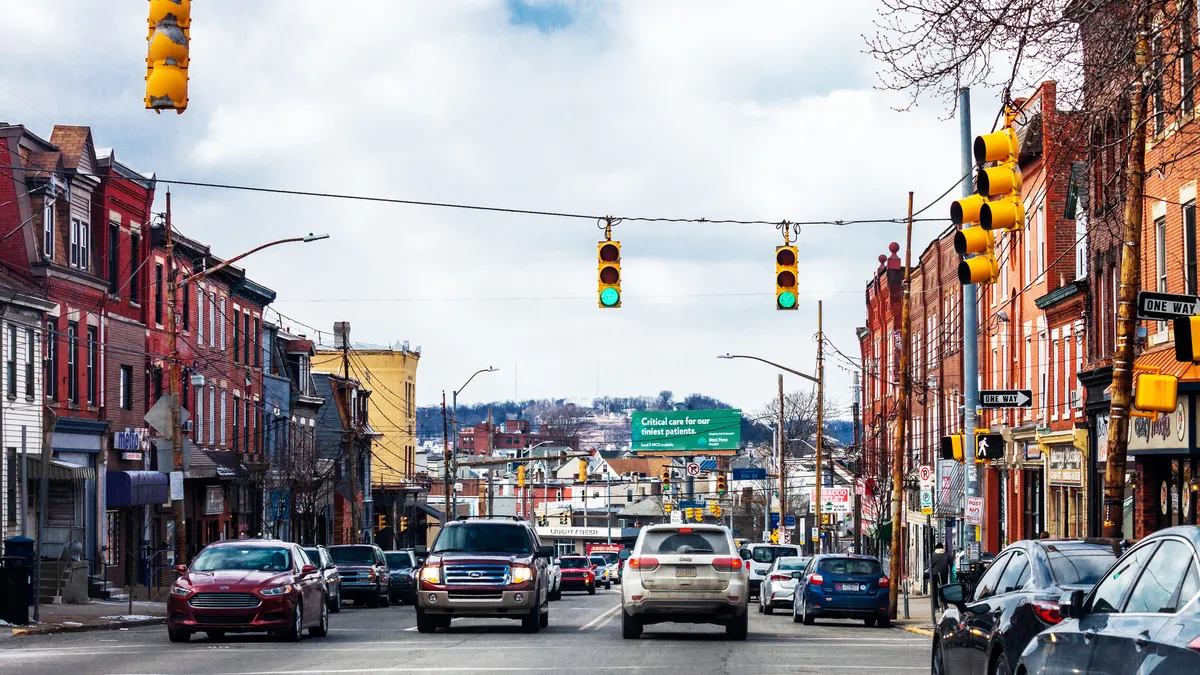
[{"x1": 0, "y1": 1, "x2": 994, "y2": 413}]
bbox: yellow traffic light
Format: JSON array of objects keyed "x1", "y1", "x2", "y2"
[
  {"x1": 940, "y1": 433, "x2": 964, "y2": 462},
  {"x1": 560, "y1": 511, "x2": 569, "y2": 524},
  {"x1": 1134, "y1": 372, "x2": 1179, "y2": 414},
  {"x1": 598, "y1": 240, "x2": 621, "y2": 308},
  {"x1": 146, "y1": 0, "x2": 190, "y2": 113},
  {"x1": 712, "y1": 505, "x2": 722, "y2": 519},
  {"x1": 663, "y1": 502, "x2": 672, "y2": 514},
  {"x1": 376, "y1": 513, "x2": 386, "y2": 530},
  {"x1": 1176, "y1": 317, "x2": 1200, "y2": 362},
  {"x1": 975, "y1": 123, "x2": 1024, "y2": 232},
  {"x1": 955, "y1": 225, "x2": 998, "y2": 285},
  {"x1": 578, "y1": 462, "x2": 588, "y2": 484},
  {"x1": 694, "y1": 508, "x2": 703, "y2": 522},
  {"x1": 661, "y1": 467, "x2": 671, "y2": 493},
  {"x1": 715, "y1": 473, "x2": 727, "y2": 496},
  {"x1": 517, "y1": 464, "x2": 526, "y2": 488},
  {"x1": 399, "y1": 516, "x2": 409, "y2": 532},
  {"x1": 775, "y1": 245, "x2": 799, "y2": 310}
]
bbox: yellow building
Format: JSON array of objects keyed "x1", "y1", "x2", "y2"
[{"x1": 313, "y1": 346, "x2": 420, "y2": 487}]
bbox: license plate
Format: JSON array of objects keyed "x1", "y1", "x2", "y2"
[
  {"x1": 835, "y1": 583, "x2": 865, "y2": 592},
  {"x1": 675, "y1": 566, "x2": 697, "y2": 578}
]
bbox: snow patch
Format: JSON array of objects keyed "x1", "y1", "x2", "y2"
[{"x1": 100, "y1": 615, "x2": 160, "y2": 621}]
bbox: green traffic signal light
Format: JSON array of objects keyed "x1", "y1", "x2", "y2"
[
  {"x1": 600, "y1": 287, "x2": 620, "y2": 307},
  {"x1": 777, "y1": 291, "x2": 797, "y2": 309}
]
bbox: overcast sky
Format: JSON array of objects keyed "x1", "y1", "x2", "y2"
[{"x1": 1, "y1": 0, "x2": 999, "y2": 414}]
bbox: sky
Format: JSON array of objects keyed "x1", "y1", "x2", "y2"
[{"x1": 0, "y1": 0, "x2": 1001, "y2": 414}]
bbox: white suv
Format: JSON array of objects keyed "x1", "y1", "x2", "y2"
[{"x1": 619, "y1": 523, "x2": 749, "y2": 640}]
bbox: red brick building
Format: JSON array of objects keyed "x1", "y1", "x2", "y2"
[{"x1": 458, "y1": 418, "x2": 576, "y2": 456}]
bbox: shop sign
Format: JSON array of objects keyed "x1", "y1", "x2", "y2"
[
  {"x1": 205, "y1": 485, "x2": 224, "y2": 515},
  {"x1": 1047, "y1": 444, "x2": 1083, "y2": 486},
  {"x1": 1128, "y1": 398, "x2": 1188, "y2": 454},
  {"x1": 1023, "y1": 442, "x2": 1042, "y2": 461},
  {"x1": 535, "y1": 526, "x2": 621, "y2": 540},
  {"x1": 1096, "y1": 414, "x2": 1109, "y2": 464}
]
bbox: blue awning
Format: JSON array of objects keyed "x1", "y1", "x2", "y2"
[{"x1": 106, "y1": 470, "x2": 169, "y2": 507}]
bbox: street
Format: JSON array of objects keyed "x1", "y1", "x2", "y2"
[{"x1": 0, "y1": 590, "x2": 930, "y2": 675}]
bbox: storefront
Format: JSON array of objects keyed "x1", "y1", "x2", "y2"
[
  {"x1": 1039, "y1": 429, "x2": 1088, "y2": 539},
  {"x1": 1079, "y1": 365, "x2": 1113, "y2": 537},
  {"x1": 1128, "y1": 394, "x2": 1199, "y2": 537},
  {"x1": 1002, "y1": 425, "x2": 1045, "y2": 542},
  {"x1": 534, "y1": 525, "x2": 639, "y2": 556}
]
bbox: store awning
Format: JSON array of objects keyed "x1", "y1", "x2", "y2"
[
  {"x1": 419, "y1": 503, "x2": 444, "y2": 521},
  {"x1": 26, "y1": 459, "x2": 95, "y2": 481},
  {"x1": 106, "y1": 470, "x2": 169, "y2": 507}
]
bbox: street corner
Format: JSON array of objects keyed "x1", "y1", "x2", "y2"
[
  {"x1": 12, "y1": 616, "x2": 165, "y2": 637},
  {"x1": 899, "y1": 624, "x2": 934, "y2": 637}
]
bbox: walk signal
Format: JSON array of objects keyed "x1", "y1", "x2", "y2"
[
  {"x1": 775, "y1": 245, "x2": 799, "y2": 310},
  {"x1": 975, "y1": 122, "x2": 1024, "y2": 231},
  {"x1": 517, "y1": 464, "x2": 526, "y2": 488},
  {"x1": 715, "y1": 473, "x2": 727, "y2": 496},
  {"x1": 146, "y1": 0, "x2": 191, "y2": 113},
  {"x1": 598, "y1": 240, "x2": 621, "y2": 308},
  {"x1": 940, "y1": 433, "x2": 964, "y2": 462},
  {"x1": 1176, "y1": 317, "x2": 1200, "y2": 362}
]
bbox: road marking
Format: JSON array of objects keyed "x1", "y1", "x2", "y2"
[{"x1": 577, "y1": 603, "x2": 622, "y2": 631}]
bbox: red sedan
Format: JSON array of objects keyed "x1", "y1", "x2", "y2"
[{"x1": 167, "y1": 540, "x2": 329, "y2": 642}]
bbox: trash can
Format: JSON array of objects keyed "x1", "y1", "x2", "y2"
[
  {"x1": 0, "y1": 557, "x2": 30, "y2": 626},
  {"x1": 3, "y1": 536, "x2": 35, "y2": 606}
]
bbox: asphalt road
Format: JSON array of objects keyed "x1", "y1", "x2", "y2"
[{"x1": 0, "y1": 589, "x2": 931, "y2": 674}]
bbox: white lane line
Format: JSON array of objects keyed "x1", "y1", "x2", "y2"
[
  {"x1": 578, "y1": 604, "x2": 622, "y2": 632},
  {"x1": 111, "y1": 667, "x2": 679, "y2": 675}
]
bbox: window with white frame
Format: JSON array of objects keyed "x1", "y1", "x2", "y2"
[
  {"x1": 42, "y1": 190, "x2": 54, "y2": 259},
  {"x1": 1075, "y1": 211, "x2": 1088, "y2": 280},
  {"x1": 1037, "y1": 203, "x2": 1046, "y2": 279},
  {"x1": 1074, "y1": 329, "x2": 1084, "y2": 412},
  {"x1": 219, "y1": 296, "x2": 227, "y2": 350},
  {"x1": 70, "y1": 218, "x2": 90, "y2": 270},
  {"x1": 1025, "y1": 333, "x2": 1033, "y2": 421},
  {"x1": 208, "y1": 292, "x2": 216, "y2": 348},
  {"x1": 196, "y1": 385, "x2": 204, "y2": 443},
  {"x1": 1156, "y1": 216, "x2": 1168, "y2": 292},
  {"x1": 220, "y1": 390, "x2": 227, "y2": 445},
  {"x1": 1050, "y1": 335, "x2": 1058, "y2": 419},
  {"x1": 197, "y1": 286, "x2": 204, "y2": 343},
  {"x1": 1024, "y1": 222, "x2": 1033, "y2": 286},
  {"x1": 208, "y1": 385, "x2": 215, "y2": 442}
]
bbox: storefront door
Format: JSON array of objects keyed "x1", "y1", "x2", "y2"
[
  {"x1": 1154, "y1": 458, "x2": 1199, "y2": 530},
  {"x1": 1023, "y1": 469, "x2": 1043, "y2": 538}
]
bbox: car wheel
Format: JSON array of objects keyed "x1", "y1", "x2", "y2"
[
  {"x1": 802, "y1": 600, "x2": 814, "y2": 626},
  {"x1": 549, "y1": 588, "x2": 562, "y2": 601},
  {"x1": 168, "y1": 629, "x2": 191, "y2": 643},
  {"x1": 792, "y1": 603, "x2": 802, "y2": 624},
  {"x1": 726, "y1": 610, "x2": 749, "y2": 640},
  {"x1": 539, "y1": 604, "x2": 549, "y2": 628},
  {"x1": 521, "y1": 606, "x2": 541, "y2": 633},
  {"x1": 284, "y1": 601, "x2": 304, "y2": 642},
  {"x1": 329, "y1": 587, "x2": 342, "y2": 613},
  {"x1": 415, "y1": 608, "x2": 437, "y2": 634},
  {"x1": 992, "y1": 651, "x2": 1011, "y2": 675},
  {"x1": 205, "y1": 630, "x2": 224, "y2": 641},
  {"x1": 310, "y1": 602, "x2": 329, "y2": 637},
  {"x1": 621, "y1": 610, "x2": 642, "y2": 639},
  {"x1": 758, "y1": 599, "x2": 765, "y2": 614},
  {"x1": 864, "y1": 618, "x2": 877, "y2": 627},
  {"x1": 380, "y1": 590, "x2": 390, "y2": 608},
  {"x1": 369, "y1": 590, "x2": 381, "y2": 608},
  {"x1": 763, "y1": 600, "x2": 774, "y2": 615},
  {"x1": 587, "y1": 583, "x2": 596, "y2": 595},
  {"x1": 877, "y1": 615, "x2": 891, "y2": 628},
  {"x1": 932, "y1": 640, "x2": 946, "y2": 675}
]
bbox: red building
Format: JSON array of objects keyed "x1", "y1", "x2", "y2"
[{"x1": 458, "y1": 418, "x2": 576, "y2": 455}]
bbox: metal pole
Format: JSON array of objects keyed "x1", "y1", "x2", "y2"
[
  {"x1": 441, "y1": 391, "x2": 449, "y2": 524},
  {"x1": 960, "y1": 87, "x2": 981, "y2": 552},
  {"x1": 889, "y1": 192, "x2": 915, "y2": 619},
  {"x1": 766, "y1": 426, "x2": 774, "y2": 542},
  {"x1": 35, "y1": 408, "x2": 54, "y2": 623},
  {"x1": 816, "y1": 303, "x2": 824, "y2": 553},
  {"x1": 20, "y1": 426, "x2": 27, "y2": 537},
  {"x1": 778, "y1": 374, "x2": 787, "y2": 535},
  {"x1": 852, "y1": 373, "x2": 862, "y2": 553},
  {"x1": 606, "y1": 472, "x2": 612, "y2": 545},
  {"x1": 450, "y1": 391, "x2": 457, "y2": 520}
]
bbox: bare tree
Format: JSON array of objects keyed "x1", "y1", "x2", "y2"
[{"x1": 252, "y1": 421, "x2": 341, "y2": 545}]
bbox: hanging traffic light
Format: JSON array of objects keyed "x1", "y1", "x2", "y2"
[
  {"x1": 1176, "y1": 317, "x2": 1200, "y2": 362},
  {"x1": 560, "y1": 510, "x2": 570, "y2": 524},
  {"x1": 578, "y1": 461, "x2": 588, "y2": 484},
  {"x1": 975, "y1": 119, "x2": 1024, "y2": 231},
  {"x1": 694, "y1": 508, "x2": 704, "y2": 522},
  {"x1": 940, "y1": 433, "x2": 964, "y2": 462},
  {"x1": 376, "y1": 513, "x2": 386, "y2": 530},
  {"x1": 715, "y1": 473, "x2": 727, "y2": 496},
  {"x1": 1134, "y1": 372, "x2": 1179, "y2": 414},
  {"x1": 517, "y1": 464, "x2": 526, "y2": 488},
  {"x1": 145, "y1": 0, "x2": 191, "y2": 113},
  {"x1": 663, "y1": 502, "x2": 673, "y2": 514},
  {"x1": 712, "y1": 505, "x2": 722, "y2": 519},
  {"x1": 954, "y1": 224, "x2": 998, "y2": 285},
  {"x1": 598, "y1": 240, "x2": 621, "y2": 308},
  {"x1": 775, "y1": 245, "x2": 799, "y2": 310},
  {"x1": 661, "y1": 467, "x2": 671, "y2": 493}
]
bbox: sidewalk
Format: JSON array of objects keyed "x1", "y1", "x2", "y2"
[
  {"x1": 892, "y1": 593, "x2": 938, "y2": 637},
  {"x1": 4, "y1": 600, "x2": 166, "y2": 638}
]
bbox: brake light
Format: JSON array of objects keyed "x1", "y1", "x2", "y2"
[
  {"x1": 769, "y1": 573, "x2": 790, "y2": 581},
  {"x1": 878, "y1": 576, "x2": 890, "y2": 589},
  {"x1": 678, "y1": 528, "x2": 693, "y2": 533},
  {"x1": 809, "y1": 573, "x2": 824, "y2": 586},
  {"x1": 1188, "y1": 636, "x2": 1200, "y2": 653},
  {"x1": 712, "y1": 557, "x2": 743, "y2": 571},
  {"x1": 1032, "y1": 600, "x2": 1063, "y2": 625},
  {"x1": 628, "y1": 556, "x2": 659, "y2": 571}
]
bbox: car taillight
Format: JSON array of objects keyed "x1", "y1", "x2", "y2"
[
  {"x1": 712, "y1": 557, "x2": 743, "y2": 571},
  {"x1": 1032, "y1": 600, "x2": 1063, "y2": 625},
  {"x1": 878, "y1": 576, "x2": 890, "y2": 589},
  {"x1": 809, "y1": 573, "x2": 824, "y2": 586},
  {"x1": 1188, "y1": 636, "x2": 1200, "y2": 653},
  {"x1": 628, "y1": 556, "x2": 659, "y2": 571},
  {"x1": 769, "y1": 573, "x2": 790, "y2": 581}
]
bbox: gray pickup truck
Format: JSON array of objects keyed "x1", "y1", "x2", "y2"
[{"x1": 415, "y1": 518, "x2": 554, "y2": 633}]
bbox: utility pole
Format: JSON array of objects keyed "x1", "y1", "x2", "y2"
[
  {"x1": 960, "y1": 87, "x2": 981, "y2": 554},
  {"x1": 486, "y1": 408, "x2": 494, "y2": 517},
  {"x1": 815, "y1": 301, "x2": 824, "y2": 553},
  {"x1": 339, "y1": 322, "x2": 360, "y2": 543},
  {"x1": 164, "y1": 190, "x2": 187, "y2": 564},
  {"x1": 441, "y1": 391, "x2": 450, "y2": 523},
  {"x1": 852, "y1": 372, "x2": 862, "y2": 554},
  {"x1": 1102, "y1": 12, "x2": 1149, "y2": 539},
  {"x1": 777, "y1": 374, "x2": 786, "y2": 531},
  {"x1": 35, "y1": 407, "x2": 55, "y2": 623},
  {"x1": 889, "y1": 192, "x2": 915, "y2": 619}
]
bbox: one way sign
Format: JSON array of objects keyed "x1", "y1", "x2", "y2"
[{"x1": 980, "y1": 389, "x2": 1033, "y2": 409}]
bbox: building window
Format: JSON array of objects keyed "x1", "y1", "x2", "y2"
[
  {"x1": 1152, "y1": 18, "x2": 1166, "y2": 135},
  {"x1": 219, "y1": 297, "x2": 227, "y2": 350},
  {"x1": 196, "y1": 287, "x2": 203, "y2": 342},
  {"x1": 129, "y1": 233, "x2": 141, "y2": 304},
  {"x1": 69, "y1": 218, "x2": 89, "y2": 271},
  {"x1": 182, "y1": 275, "x2": 190, "y2": 330},
  {"x1": 220, "y1": 391, "x2": 227, "y2": 446},
  {"x1": 1075, "y1": 211, "x2": 1088, "y2": 279},
  {"x1": 45, "y1": 319, "x2": 57, "y2": 400},
  {"x1": 86, "y1": 326, "x2": 97, "y2": 405},
  {"x1": 1156, "y1": 216, "x2": 1168, "y2": 293},
  {"x1": 42, "y1": 191, "x2": 54, "y2": 259},
  {"x1": 233, "y1": 308, "x2": 241, "y2": 364},
  {"x1": 196, "y1": 384, "x2": 204, "y2": 444},
  {"x1": 154, "y1": 263, "x2": 164, "y2": 325},
  {"x1": 1186, "y1": 201, "x2": 1198, "y2": 295},
  {"x1": 208, "y1": 385, "x2": 215, "y2": 442},
  {"x1": 108, "y1": 221, "x2": 120, "y2": 293},
  {"x1": 115, "y1": 365, "x2": 130, "y2": 410},
  {"x1": 24, "y1": 328, "x2": 33, "y2": 398},
  {"x1": 6, "y1": 324, "x2": 15, "y2": 397},
  {"x1": 66, "y1": 321, "x2": 78, "y2": 403},
  {"x1": 252, "y1": 317, "x2": 260, "y2": 367},
  {"x1": 1185, "y1": 1, "x2": 1196, "y2": 117},
  {"x1": 181, "y1": 376, "x2": 190, "y2": 412},
  {"x1": 243, "y1": 313, "x2": 251, "y2": 366},
  {"x1": 233, "y1": 397, "x2": 240, "y2": 452},
  {"x1": 209, "y1": 292, "x2": 216, "y2": 348}
]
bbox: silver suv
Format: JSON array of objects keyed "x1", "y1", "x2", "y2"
[{"x1": 619, "y1": 523, "x2": 749, "y2": 640}]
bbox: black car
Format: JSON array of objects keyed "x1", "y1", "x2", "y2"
[
  {"x1": 385, "y1": 550, "x2": 418, "y2": 604},
  {"x1": 302, "y1": 545, "x2": 343, "y2": 613},
  {"x1": 934, "y1": 538, "x2": 1121, "y2": 675},
  {"x1": 328, "y1": 544, "x2": 392, "y2": 608},
  {"x1": 1017, "y1": 526, "x2": 1200, "y2": 675}
]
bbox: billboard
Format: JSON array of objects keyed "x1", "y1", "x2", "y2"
[{"x1": 631, "y1": 409, "x2": 742, "y2": 452}]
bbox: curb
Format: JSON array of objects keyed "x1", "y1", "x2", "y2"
[
  {"x1": 12, "y1": 617, "x2": 165, "y2": 637},
  {"x1": 900, "y1": 624, "x2": 935, "y2": 637}
]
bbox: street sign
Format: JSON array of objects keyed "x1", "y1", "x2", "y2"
[
  {"x1": 679, "y1": 500, "x2": 702, "y2": 509},
  {"x1": 811, "y1": 487, "x2": 852, "y2": 513},
  {"x1": 920, "y1": 489, "x2": 933, "y2": 515},
  {"x1": 769, "y1": 512, "x2": 780, "y2": 529},
  {"x1": 980, "y1": 389, "x2": 1033, "y2": 408},
  {"x1": 144, "y1": 394, "x2": 190, "y2": 441},
  {"x1": 965, "y1": 496, "x2": 984, "y2": 525},
  {"x1": 977, "y1": 433, "x2": 1005, "y2": 460},
  {"x1": 731, "y1": 467, "x2": 767, "y2": 481},
  {"x1": 781, "y1": 528, "x2": 791, "y2": 544},
  {"x1": 919, "y1": 464, "x2": 932, "y2": 484},
  {"x1": 1137, "y1": 290, "x2": 1200, "y2": 321},
  {"x1": 670, "y1": 510, "x2": 683, "y2": 524},
  {"x1": 784, "y1": 515, "x2": 796, "y2": 528},
  {"x1": 685, "y1": 462, "x2": 701, "y2": 477}
]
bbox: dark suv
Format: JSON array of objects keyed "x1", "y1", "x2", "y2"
[
  {"x1": 416, "y1": 518, "x2": 554, "y2": 633},
  {"x1": 328, "y1": 544, "x2": 391, "y2": 608}
]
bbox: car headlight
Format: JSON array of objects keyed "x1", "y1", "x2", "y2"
[
  {"x1": 367, "y1": 570, "x2": 376, "y2": 580},
  {"x1": 258, "y1": 584, "x2": 294, "y2": 597},
  {"x1": 511, "y1": 565, "x2": 534, "y2": 584},
  {"x1": 419, "y1": 565, "x2": 442, "y2": 585},
  {"x1": 170, "y1": 584, "x2": 193, "y2": 597}
]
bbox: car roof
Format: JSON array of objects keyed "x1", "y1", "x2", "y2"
[
  {"x1": 1141, "y1": 525, "x2": 1200, "y2": 547},
  {"x1": 640, "y1": 523, "x2": 728, "y2": 533},
  {"x1": 813, "y1": 554, "x2": 880, "y2": 561},
  {"x1": 205, "y1": 539, "x2": 293, "y2": 549}
]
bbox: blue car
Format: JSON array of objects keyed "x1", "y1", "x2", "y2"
[{"x1": 793, "y1": 554, "x2": 891, "y2": 627}]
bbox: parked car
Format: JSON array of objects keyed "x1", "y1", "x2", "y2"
[
  {"x1": 739, "y1": 543, "x2": 801, "y2": 598},
  {"x1": 302, "y1": 545, "x2": 343, "y2": 613},
  {"x1": 547, "y1": 557, "x2": 562, "y2": 600},
  {"x1": 1017, "y1": 526, "x2": 1200, "y2": 675},
  {"x1": 793, "y1": 554, "x2": 890, "y2": 627},
  {"x1": 559, "y1": 555, "x2": 597, "y2": 594},
  {"x1": 384, "y1": 550, "x2": 418, "y2": 605},
  {"x1": 933, "y1": 538, "x2": 1121, "y2": 675},
  {"x1": 621, "y1": 523, "x2": 749, "y2": 640},
  {"x1": 415, "y1": 518, "x2": 554, "y2": 633},
  {"x1": 759, "y1": 555, "x2": 810, "y2": 614},
  {"x1": 167, "y1": 539, "x2": 329, "y2": 643},
  {"x1": 590, "y1": 554, "x2": 614, "y2": 590},
  {"x1": 328, "y1": 544, "x2": 391, "y2": 608}
]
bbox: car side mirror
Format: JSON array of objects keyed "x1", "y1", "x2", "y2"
[
  {"x1": 1059, "y1": 589, "x2": 1086, "y2": 619},
  {"x1": 791, "y1": 571, "x2": 803, "y2": 579},
  {"x1": 300, "y1": 564, "x2": 317, "y2": 576},
  {"x1": 173, "y1": 564, "x2": 187, "y2": 574},
  {"x1": 618, "y1": 549, "x2": 631, "y2": 561},
  {"x1": 739, "y1": 550, "x2": 751, "y2": 560},
  {"x1": 415, "y1": 545, "x2": 428, "y2": 556},
  {"x1": 538, "y1": 545, "x2": 555, "y2": 559},
  {"x1": 940, "y1": 582, "x2": 968, "y2": 610}
]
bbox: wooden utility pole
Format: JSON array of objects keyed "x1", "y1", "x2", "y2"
[
  {"x1": 164, "y1": 190, "x2": 187, "y2": 564},
  {"x1": 340, "y1": 322, "x2": 360, "y2": 543},
  {"x1": 441, "y1": 391, "x2": 450, "y2": 523},
  {"x1": 889, "y1": 192, "x2": 915, "y2": 619},
  {"x1": 1103, "y1": 15, "x2": 1149, "y2": 539},
  {"x1": 815, "y1": 300, "x2": 824, "y2": 553}
]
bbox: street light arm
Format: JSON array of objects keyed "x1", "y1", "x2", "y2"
[
  {"x1": 456, "y1": 367, "x2": 498, "y2": 396},
  {"x1": 179, "y1": 234, "x2": 328, "y2": 287},
  {"x1": 718, "y1": 354, "x2": 819, "y2": 384}
]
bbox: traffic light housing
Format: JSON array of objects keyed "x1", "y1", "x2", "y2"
[
  {"x1": 560, "y1": 511, "x2": 569, "y2": 525},
  {"x1": 712, "y1": 505, "x2": 723, "y2": 519},
  {"x1": 940, "y1": 433, "x2": 964, "y2": 462},
  {"x1": 578, "y1": 462, "x2": 588, "y2": 484},
  {"x1": 975, "y1": 125, "x2": 1024, "y2": 232},
  {"x1": 694, "y1": 508, "x2": 703, "y2": 522},
  {"x1": 1134, "y1": 372, "x2": 1179, "y2": 414},
  {"x1": 775, "y1": 245, "x2": 799, "y2": 310},
  {"x1": 376, "y1": 513, "x2": 386, "y2": 530},
  {"x1": 517, "y1": 464, "x2": 526, "y2": 488},
  {"x1": 715, "y1": 473, "x2": 727, "y2": 496},
  {"x1": 661, "y1": 467, "x2": 671, "y2": 493},
  {"x1": 954, "y1": 225, "x2": 998, "y2": 285},
  {"x1": 146, "y1": 0, "x2": 191, "y2": 113},
  {"x1": 399, "y1": 516, "x2": 409, "y2": 532},
  {"x1": 663, "y1": 502, "x2": 672, "y2": 514},
  {"x1": 598, "y1": 240, "x2": 621, "y2": 308},
  {"x1": 1176, "y1": 317, "x2": 1200, "y2": 362}
]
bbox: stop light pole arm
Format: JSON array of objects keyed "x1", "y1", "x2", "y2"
[{"x1": 717, "y1": 354, "x2": 818, "y2": 384}]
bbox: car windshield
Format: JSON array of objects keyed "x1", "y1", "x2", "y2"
[
  {"x1": 750, "y1": 546, "x2": 799, "y2": 563},
  {"x1": 560, "y1": 557, "x2": 590, "y2": 569},
  {"x1": 302, "y1": 548, "x2": 321, "y2": 565},
  {"x1": 643, "y1": 529, "x2": 730, "y2": 555},
  {"x1": 590, "y1": 552, "x2": 618, "y2": 565},
  {"x1": 776, "y1": 557, "x2": 809, "y2": 571},
  {"x1": 1046, "y1": 546, "x2": 1119, "y2": 586},
  {"x1": 192, "y1": 546, "x2": 291, "y2": 572},
  {"x1": 431, "y1": 524, "x2": 533, "y2": 554},
  {"x1": 329, "y1": 546, "x2": 377, "y2": 565},
  {"x1": 589, "y1": 556, "x2": 607, "y2": 567},
  {"x1": 818, "y1": 558, "x2": 883, "y2": 576},
  {"x1": 384, "y1": 552, "x2": 413, "y2": 570}
]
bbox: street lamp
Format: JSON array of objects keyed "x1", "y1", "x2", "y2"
[
  {"x1": 446, "y1": 367, "x2": 498, "y2": 521},
  {"x1": 164, "y1": 189, "x2": 328, "y2": 565}
]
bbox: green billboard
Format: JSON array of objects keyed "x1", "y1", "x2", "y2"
[{"x1": 631, "y1": 409, "x2": 742, "y2": 451}]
